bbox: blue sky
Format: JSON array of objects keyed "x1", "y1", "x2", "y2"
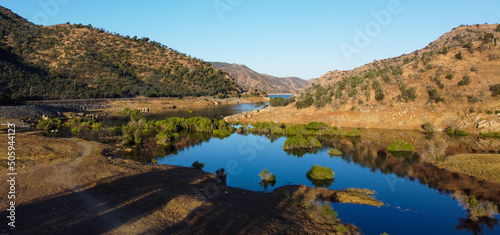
[{"x1": 2, "y1": 1, "x2": 499, "y2": 79}]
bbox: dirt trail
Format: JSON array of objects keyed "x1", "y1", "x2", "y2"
[{"x1": 53, "y1": 139, "x2": 139, "y2": 234}]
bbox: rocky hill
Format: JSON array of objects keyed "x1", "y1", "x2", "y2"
[
  {"x1": 211, "y1": 62, "x2": 310, "y2": 94},
  {"x1": 226, "y1": 24, "x2": 500, "y2": 133},
  {"x1": 0, "y1": 6, "x2": 242, "y2": 104}
]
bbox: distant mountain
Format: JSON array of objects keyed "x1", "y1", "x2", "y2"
[
  {"x1": 0, "y1": 6, "x2": 242, "y2": 104},
  {"x1": 211, "y1": 62, "x2": 310, "y2": 94}
]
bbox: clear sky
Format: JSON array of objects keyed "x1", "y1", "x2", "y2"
[{"x1": 2, "y1": 0, "x2": 499, "y2": 79}]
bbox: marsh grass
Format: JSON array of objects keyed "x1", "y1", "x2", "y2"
[{"x1": 436, "y1": 154, "x2": 500, "y2": 184}]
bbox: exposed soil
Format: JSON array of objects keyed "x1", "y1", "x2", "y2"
[{"x1": 0, "y1": 133, "x2": 382, "y2": 234}]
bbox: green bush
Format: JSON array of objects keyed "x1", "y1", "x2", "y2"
[
  {"x1": 445, "y1": 74, "x2": 454, "y2": 80},
  {"x1": 321, "y1": 203, "x2": 338, "y2": 221},
  {"x1": 422, "y1": 122, "x2": 434, "y2": 134},
  {"x1": 445, "y1": 126, "x2": 470, "y2": 136},
  {"x1": 400, "y1": 86, "x2": 417, "y2": 102},
  {"x1": 270, "y1": 97, "x2": 295, "y2": 107},
  {"x1": 329, "y1": 148, "x2": 343, "y2": 156},
  {"x1": 306, "y1": 164, "x2": 334, "y2": 180},
  {"x1": 458, "y1": 75, "x2": 471, "y2": 86},
  {"x1": 342, "y1": 128, "x2": 362, "y2": 137},
  {"x1": 375, "y1": 89, "x2": 385, "y2": 101},
  {"x1": 283, "y1": 135, "x2": 321, "y2": 150},
  {"x1": 455, "y1": 51, "x2": 463, "y2": 60},
  {"x1": 37, "y1": 118, "x2": 62, "y2": 132},
  {"x1": 387, "y1": 140, "x2": 414, "y2": 152},
  {"x1": 258, "y1": 168, "x2": 277, "y2": 182},
  {"x1": 428, "y1": 89, "x2": 444, "y2": 103},
  {"x1": 481, "y1": 132, "x2": 500, "y2": 138},
  {"x1": 490, "y1": 84, "x2": 500, "y2": 97},
  {"x1": 192, "y1": 161, "x2": 205, "y2": 170}
]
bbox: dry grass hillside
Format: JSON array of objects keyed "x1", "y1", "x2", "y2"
[
  {"x1": 0, "y1": 6, "x2": 242, "y2": 103},
  {"x1": 227, "y1": 24, "x2": 500, "y2": 133}
]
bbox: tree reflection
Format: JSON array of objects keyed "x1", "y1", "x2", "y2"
[
  {"x1": 306, "y1": 177, "x2": 334, "y2": 188},
  {"x1": 259, "y1": 179, "x2": 276, "y2": 191},
  {"x1": 453, "y1": 193, "x2": 499, "y2": 235}
]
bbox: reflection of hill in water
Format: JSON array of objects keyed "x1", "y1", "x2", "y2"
[{"x1": 318, "y1": 129, "x2": 500, "y2": 205}]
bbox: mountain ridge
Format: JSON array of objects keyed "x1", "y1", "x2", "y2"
[
  {"x1": 0, "y1": 6, "x2": 242, "y2": 104},
  {"x1": 211, "y1": 62, "x2": 310, "y2": 94}
]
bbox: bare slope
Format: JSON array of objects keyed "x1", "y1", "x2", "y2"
[{"x1": 211, "y1": 62, "x2": 310, "y2": 94}]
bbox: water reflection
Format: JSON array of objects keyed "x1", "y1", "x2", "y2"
[
  {"x1": 259, "y1": 179, "x2": 276, "y2": 191},
  {"x1": 453, "y1": 193, "x2": 500, "y2": 235},
  {"x1": 151, "y1": 128, "x2": 500, "y2": 234}
]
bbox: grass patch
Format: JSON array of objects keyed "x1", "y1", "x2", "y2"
[
  {"x1": 329, "y1": 148, "x2": 343, "y2": 156},
  {"x1": 481, "y1": 132, "x2": 500, "y2": 138},
  {"x1": 283, "y1": 135, "x2": 321, "y2": 150},
  {"x1": 445, "y1": 126, "x2": 470, "y2": 136},
  {"x1": 306, "y1": 164, "x2": 334, "y2": 180},
  {"x1": 436, "y1": 154, "x2": 500, "y2": 184},
  {"x1": 387, "y1": 140, "x2": 414, "y2": 152}
]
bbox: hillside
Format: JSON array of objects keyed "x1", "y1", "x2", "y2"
[
  {"x1": 226, "y1": 24, "x2": 500, "y2": 133},
  {"x1": 0, "y1": 6, "x2": 242, "y2": 104},
  {"x1": 211, "y1": 62, "x2": 310, "y2": 94}
]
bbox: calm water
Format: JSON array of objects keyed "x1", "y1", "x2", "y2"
[
  {"x1": 146, "y1": 102, "x2": 261, "y2": 119},
  {"x1": 158, "y1": 133, "x2": 500, "y2": 235},
  {"x1": 268, "y1": 94, "x2": 294, "y2": 99}
]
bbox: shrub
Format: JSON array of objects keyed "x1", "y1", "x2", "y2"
[
  {"x1": 387, "y1": 140, "x2": 414, "y2": 152},
  {"x1": 445, "y1": 74, "x2": 454, "y2": 80},
  {"x1": 329, "y1": 148, "x2": 343, "y2": 156},
  {"x1": 422, "y1": 122, "x2": 434, "y2": 134},
  {"x1": 283, "y1": 135, "x2": 321, "y2": 150},
  {"x1": 258, "y1": 168, "x2": 277, "y2": 182},
  {"x1": 187, "y1": 109, "x2": 194, "y2": 113},
  {"x1": 428, "y1": 89, "x2": 444, "y2": 103},
  {"x1": 490, "y1": 84, "x2": 500, "y2": 97},
  {"x1": 455, "y1": 51, "x2": 463, "y2": 60},
  {"x1": 270, "y1": 96, "x2": 295, "y2": 107},
  {"x1": 37, "y1": 118, "x2": 62, "y2": 132},
  {"x1": 375, "y1": 89, "x2": 385, "y2": 101},
  {"x1": 481, "y1": 132, "x2": 500, "y2": 138},
  {"x1": 445, "y1": 126, "x2": 470, "y2": 136},
  {"x1": 496, "y1": 25, "x2": 500, "y2": 32},
  {"x1": 458, "y1": 75, "x2": 471, "y2": 86},
  {"x1": 306, "y1": 164, "x2": 335, "y2": 180},
  {"x1": 192, "y1": 161, "x2": 205, "y2": 170},
  {"x1": 321, "y1": 203, "x2": 338, "y2": 221},
  {"x1": 400, "y1": 86, "x2": 417, "y2": 102}
]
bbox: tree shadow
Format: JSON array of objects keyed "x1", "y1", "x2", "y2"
[{"x1": 10, "y1": 166, "x2": 294, "y2": 234}]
